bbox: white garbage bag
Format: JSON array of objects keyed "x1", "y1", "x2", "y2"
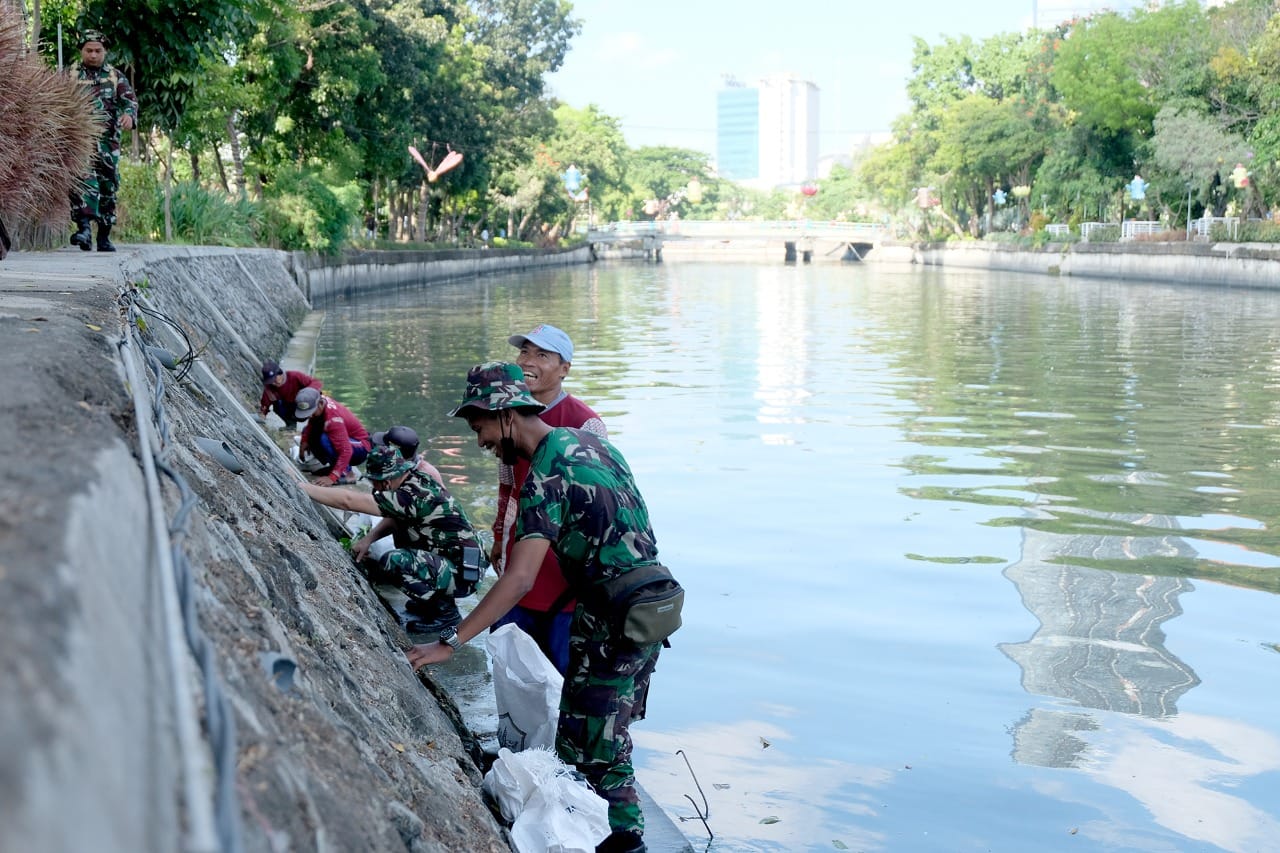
[
  {"x1": 487, "y1": 624, "x2": 562, "y2": 752},
  {"x1": 483, "y1": 747, "x2": 610, "y2": 853},
  {"x1": 344, "y1": 512, "x2": 393, "y2": 562}
]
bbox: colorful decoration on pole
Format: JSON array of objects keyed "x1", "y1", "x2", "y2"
[
  {"x1": 1126, "y1": 175, "x2": 1148, "y2": 201},
  {"x1": 1231, "y1": 163, "x2": 1249, "y2": 189},
  {"x1": 408, "y1": 144, "x2": 463, "y2": 183},
  {"x1": 801, "y1": 183, "x2": 819, "y2": 197},
  {"x1": 686, "y1": 178, "x2": 703, "y2": 205},
  {"x1": 562, "y1": 164, "x2": 588, "y2": 201}
]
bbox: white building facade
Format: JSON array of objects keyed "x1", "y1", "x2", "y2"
[{"x1": 715, "y1": 73, "x2": 820, "y2": 189}]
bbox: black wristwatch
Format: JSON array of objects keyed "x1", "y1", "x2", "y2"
[{"x1": 438, "y1": 626, "x2": 462, "y2": 650}]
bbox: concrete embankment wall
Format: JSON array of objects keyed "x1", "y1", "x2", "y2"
[
  {"x1": 297, "y1": 244, "x2": 590, "y2": 302},
  {"x1": 2, "y1": 245, "x2": 585, "y2": 853},
  {"x1": 877, "y1": 240, "x2": 1280, "y2": 289}
]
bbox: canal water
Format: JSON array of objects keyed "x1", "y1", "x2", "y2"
[{"x1": 311, "y1": 260, "x2": 1280, "y2": 853}]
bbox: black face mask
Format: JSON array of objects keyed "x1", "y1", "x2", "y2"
[{"x1": 499, "y1": 413, "x2": 518, "y2": 465}]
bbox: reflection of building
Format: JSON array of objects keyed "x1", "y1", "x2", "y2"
[
  {"x1": 1009, "y1": 708, "x2": 1097, "y2": 769},
  {"x1": 1002, "y1": 520, "x2": 1202, "y2": 769},
  {"x1": 1000, "y1": 518, "x2": 1200, "y2": 765},
  {"x1": 715, "y1": 73, "x2": 819, "y2": 189}
]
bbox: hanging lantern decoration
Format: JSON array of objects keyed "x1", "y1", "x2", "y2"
[
  {"x1": 562, "y1": 164, "x2": 583, "y2": 194},
  {"x1": 801, "y1": 183, "x2": 819, "y2": 197},
  {"x1": 686, "y1": 178, "x2": 703, "y2": 204},
  {"x1": 1126, "y1": 175, "x2": 1147, "y2": 201},
  {"x1": 1231, "y1": 163, "x2": 1249, "y2": 189},
  {"x1": 992, "y1": 188, "x2": 1007, "y2": 206}
]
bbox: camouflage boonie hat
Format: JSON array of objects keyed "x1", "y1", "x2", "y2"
[
  {"x1": 449, "y1": 361, "x2": 545, "y2": 417},
  {"x1": 364, "y1": 446, "x2": 414, "y2": 481},
  {"x1": 79, "y1": 29, "x2": 107, "y2": 48}
]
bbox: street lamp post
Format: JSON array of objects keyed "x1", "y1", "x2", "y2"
[{"x1": 1186, "y1": 182, "x2": 1193, "y2": 241}]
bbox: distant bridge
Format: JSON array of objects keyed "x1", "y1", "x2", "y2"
[{"x1": 584, "y1": 219, "x2": 888, "y2": 262}]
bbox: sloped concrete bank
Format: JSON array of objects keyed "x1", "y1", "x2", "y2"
[
  {"x1": 875, "y1": 239, "x2": 1280, "y2": 289},
  {"x1": 1, "y1": 244, "x2": 591, "y2": 853}
]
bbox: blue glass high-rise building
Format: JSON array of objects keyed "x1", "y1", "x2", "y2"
[{"x1": 716, "y1": 81, "x2": 759, "y2": 181}]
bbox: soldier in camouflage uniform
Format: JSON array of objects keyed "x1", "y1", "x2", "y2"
[
  {"x1": 67, "y1": 30, "x2": 137, "y2": 252},
  {"x1": 408, "y1": 362, "x2": 670, "y2": 853},
  {"x1": 302, "y1": 445, "x2": 485, "y2": 633}
]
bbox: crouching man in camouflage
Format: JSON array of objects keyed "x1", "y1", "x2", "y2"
[
  {"x1": 408, "y1": 363, "x2": 671, "y2": 853},
  {"x1": 68, "y1": 29, "x2": 137, "y2": 252},
  {"x1": 301, "y1": 445, "x2": 486, "y2": 633}
]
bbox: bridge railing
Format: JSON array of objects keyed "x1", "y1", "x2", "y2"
[{"x1": 585, "y1": 220, "x2": 888, "y2": 240}]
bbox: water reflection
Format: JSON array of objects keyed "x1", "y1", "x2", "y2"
[
  {"x1": 999, "y1": 523, "x2": 1199, "y2": 724},
  {"x1": 634, "y1": 721, "x2": 892, "y2": 853},
  {"x1": 309, "y1": 264, "x2": 1280, "y2": 852}
]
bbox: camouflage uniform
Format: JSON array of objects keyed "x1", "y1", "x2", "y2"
[
  {"x1": 516, "y1": 426, "x2": 664, "y2": 836},
  {"x1": 372, "y1": 467, "x2": 484, "y2": 601},
  {"x1": 68, "y1": 53, "x2": 137, "y2": 228}
]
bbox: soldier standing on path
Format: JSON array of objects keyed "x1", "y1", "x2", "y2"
[{"x1": 68, "y1": 29, "x2": 137, "y2": 253}]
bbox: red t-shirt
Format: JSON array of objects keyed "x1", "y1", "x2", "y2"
[
  {"x1": 493, "y1": 393, "x2": 606, "y2": 611},
  {"x1": 300, "y1": 398, "x2": 371, "y2": 481},
  {"x1": 259, "y1": 370, "x2": 322, "y2": 414}
]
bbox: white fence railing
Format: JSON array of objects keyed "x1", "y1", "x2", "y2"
[
  {"x1": 1192, "y1": 216, "x2": 1239, "y2": 240},
  {"x1": 1045, "y1": 224, "x2": 1071, "y2": 238},
  {"x1": 1080, "y1": 222, "x2": 1113, "y2": 242},
  {"x1": 1121, "y1": 220, "x2": 1162, "y2": 241}
]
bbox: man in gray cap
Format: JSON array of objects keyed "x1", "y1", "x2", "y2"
[
  {"x1": 295, "y1": 388, "x2": 371, "y2": 485},
  {"x1": 490, "y1": 323, "x2": 606, "y2": 674}
]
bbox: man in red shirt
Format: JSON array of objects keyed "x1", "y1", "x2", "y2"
[
  {"x1": 490, "y1": 324, "x2": 606, "y2": 673},
  {"x1": 295, "y1": 388, "x2": 372, "y2": 485},
  {"x1": 259, "y1": 360, "x2": 322, "y2": 428}
]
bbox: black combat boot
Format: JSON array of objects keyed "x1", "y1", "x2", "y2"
[
  {"x1": 70, "y1": 219, "x2": 93, "y2": 251},
  {"x1": 596, "y1": 831, "x2": 645, "y2": 853},
  {"x1": 96, "y1": 222, "x2": 116, "y2": 252},
  {"x1": 404, "y1": 594, "x2": 461, "y2": 635}
]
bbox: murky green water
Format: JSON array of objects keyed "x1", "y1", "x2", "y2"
[{"x1": 312, "y1": 261, "x2": 1280, "y2": 853}]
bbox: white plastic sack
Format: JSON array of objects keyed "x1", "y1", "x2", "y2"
[
  {"x1": 488, "y1": 623, "x2": 563, "y2": 752},
  {"x1": 483, "y1": 747, "x2": 610, "y2": 853},
  {"x1": 343, "y1": 512, "x2": 393, "y2": 562}
]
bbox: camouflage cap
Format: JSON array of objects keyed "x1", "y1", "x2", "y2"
[
  {"x1": 79, "y1": 29, "x2": 108, "y2": 48},
  {"x1": 449, "y1": 361, "x2": 545, "y2": 417},
  {"x1": 364, "y1": 445, "x2": 414, "y2": 481}
]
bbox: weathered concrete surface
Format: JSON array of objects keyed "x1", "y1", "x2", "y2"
[
  {"x1": 294, "y1": 245, "x2": 591, "y2": 303},
  {"x1": 0, "y1": 245, "x2": 517, "y2": 853},
  {"x1": 893, "y1": 239, "x2": 1280, "y2": 289}
]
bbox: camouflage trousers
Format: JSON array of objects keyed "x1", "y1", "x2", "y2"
[
  {"x1": 69, "y1": 140, "x2": 122, "y2": 225},
  {"x1": 556, "y1": 606, "x2": 662, "y2": 835},
  {"x1": 383, "y1": 548, "x2": 461, "y2": 600}
]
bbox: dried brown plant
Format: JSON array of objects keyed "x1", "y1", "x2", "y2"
[{"x1": 0, "y1": 8, "x2": 101, "y2": 229}]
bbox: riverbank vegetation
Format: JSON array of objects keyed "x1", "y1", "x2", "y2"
[
  {"x1": 13, "y1": 0, "x2": 1280, "y2": 252},
  {"x1": 15, "y1": 0, "x2": 743, "y2": 253},
  {"x1": 847, "y1": 0, "x2": 1280, "y2": 242}
]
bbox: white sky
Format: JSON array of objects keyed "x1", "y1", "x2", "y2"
[{"x1": 545, "y1": 0, "x2": 1041, "y2": 157}]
